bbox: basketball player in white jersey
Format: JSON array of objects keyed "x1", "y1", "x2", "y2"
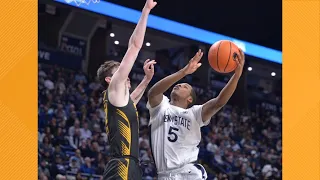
[{"x1": 146, "y1": 49, "x2": 245, "y2": 180}]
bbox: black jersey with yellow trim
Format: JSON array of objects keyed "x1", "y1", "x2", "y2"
[{"x1": 102, "y1": 90, "x2": 140, "y2": 159}]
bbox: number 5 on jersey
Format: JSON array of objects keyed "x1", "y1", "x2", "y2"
[{"x1": 168, "y1": 126, "x2": 179, "y2": 142}]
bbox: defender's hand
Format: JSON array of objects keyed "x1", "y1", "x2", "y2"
[
  {"x1": 182, "y1": 49, "x2": 203, "y2": 75},
  {"x1": 144, "y1": 0, "x2": 157, "y2": 10},
  {"x1": 143, "y1": 59, "x2": 156, "y2": 81},
  {"x1": 234, "y1": 48, "x2": 245, "y2": 77}
]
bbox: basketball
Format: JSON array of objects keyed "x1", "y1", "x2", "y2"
[{"x1": 208, "y1": 40, "x2": 240, "y2": 73}]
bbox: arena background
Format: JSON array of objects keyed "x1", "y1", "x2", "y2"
[{"x1": 38, "y1": 0, "x2": 282, "y2": 179}]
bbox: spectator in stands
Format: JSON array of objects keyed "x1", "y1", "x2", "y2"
[
  {"x1": 39, "y1": 172, "x2": 49, "y2": 180},
  {"x1": 276, "y1": 139, "x2": 282, "y2": 152},
  {"x1": 75, "y1": 71, "x2": 87, "y2": 84},
  {"x1": 56, "y1": 78, "x2": 67, "y2": 95},
  {"x1": 38, "y1": 159, "x2": 51, "y2": 178},
  {"x1": 233, "y1": 163, "x2": 251, "y2": 180},
  {"x1": 66, "y1": 111, "x2": 78, "y2": 129},
  {"x1": 55, "y1": 104, "x2": 67, "y2": 120},
  {"x1": 80, "y1": 121, "x2": 92, "y2": 140},
  {"x1": 97, "y1": 134, "x2": 106, "y2": 152},
  {"x1": 50, "y1": 154, "x2": 66, "y2": 178},
  {"x1": 91, "y1": 152, "x2": 103, "y2": 167},
  {"x1": 207, "y1": 138, "x2": 218, "y2": 154},
  {"x1": 68, "y1": 120, "x2": 80, "y2": 137},
  {"x1": 47, "y1": 117, "x2": 57, "y2": 134},
  {"x1": 39, "y1": 136, "x2": 54, "y2": 157},
  {"x1": 88, "y1": 114, "x2": 102, "y2": 132},
  {"x1": 142, "y1": 162, "x2": 156, "y2": 180},
  {"x1": 95, "y1": 108, "x2": 105, "y2": 121},
  {"x1": 139, "y1": 111, "x2": 148, "y2": 127},
  {"x1": 53, "y1": 145, "x2": 66, "y2": 161},
  {"x1": 53, "y1": 127, "x2": 67, "y2": 146},
  {"x1": 213, "y1": 148, "x2": 224, "y2": 165},
  {"x1": 56, "y1": 174, "x2": 67, "y2": 180},
  {"x1": 75, "y1": 172, "x2": 83, "y2": 180},
  {"x1": 261, "y1": 164, "x2": 280, "y2": 179},
  {"x1": 89, "y1": 78, "x2": 101, "y2": 91},
  {"x1": 88, "y1": 141, "x2": 100, "y2": 162},
  {"x1": 77, "y1": 140, "x2": 90, "y2": 157},
  {"x1": 215, "y1": 173, "x2": 228, "y2": 180},
  {"x1": 80, "y1": 157, "x2": 95, "y2": 174},
  {"x1": 241, "y1": 134, "x2": 257, "y2": 153},
  {"x1": 69, "y1": 149, "x2": 84, "y2": 168},
  {"x1": 40, "y1": 126, "x2": 53, "y2": 142},
  {"x1": 44, "y1": 78, "x2": 55, "y2": 90},
  {"x1": 231, "y1": 140, "x2": 241, "y2": 152},
  {"x1": 68, "y1": 157, "x2": 80, "y2": 174},
  {"x1": 69, "y1": 128, "x2": 82, "y2": 149},
  {"x1": 95, "y1": 160, "x2": 106, "y2": 175}
]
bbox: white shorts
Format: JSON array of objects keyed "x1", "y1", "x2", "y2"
[{"x1": 157, "y1": 163, "x2": 207, "y2": 180}]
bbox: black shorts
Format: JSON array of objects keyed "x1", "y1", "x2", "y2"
[{"x1": 103, "y1": 157, "x2": 142, "y2": 180}]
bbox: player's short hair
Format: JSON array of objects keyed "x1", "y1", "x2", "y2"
[
  {"x1": 97, "y1": 60, "x2": 120, "y2": 88},
  {"x1": 188, "y1": 87, "x2": 197, "y2": 108}
]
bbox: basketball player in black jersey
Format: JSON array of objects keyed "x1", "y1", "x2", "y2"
[{"x1": 96, "y1": 0, "x2": 157, "y2": 179}]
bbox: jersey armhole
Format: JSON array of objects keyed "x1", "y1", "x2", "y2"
[
  {"x1": 147, "y1": 95, "x2": 168, "y2": 116},
  {"x1": 202, "y1": 118, "x2": 211, "y2": 126},
  {"x1": 193, "y1": 105, "x2": 211, "y2": 127}
]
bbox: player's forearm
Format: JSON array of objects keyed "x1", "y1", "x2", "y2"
[
  {"x1": 215, "y1": 74, "x2": 240, "y2": 107},
  {"x1": 110, "y1": 8, "x2": 151, "y2": 84},
  {"x1": 130, "y1": 76, "x2": 151, "y2": 104},
  {"x1": 115, "y1": 8, "x2": 150, "y2": 80},
  {"x1": 148, "y1": 69, "x2": 186, "y2": 97},
  {"x1": 128, "y1": 8, "x2": 150, "y2": 49}
]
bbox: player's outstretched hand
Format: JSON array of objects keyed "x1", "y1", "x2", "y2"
[
  {"x1": 144, "y1": 0, "x2": 157, "y2": 10},
  {"x1": 234, "y1": 48, "x2": 245, "y2": 77},
  {"x1": 182, "y1": 49, "x2": 203, "y2": 75},
  {"x1": 143, "y1": 59, "x2": 156, "y2": 81}
]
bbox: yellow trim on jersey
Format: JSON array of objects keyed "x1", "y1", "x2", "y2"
[
  {"x1": 103, "y1": 92, "x2": 109, "y2": 134},
  {"x1": 116, "y1": 109, "x2": 131, "y2": 179},
  {"x1": 103, "y1": 90, "x2": 107, "y2": 101},
  {"x1": 116, "y1": 109, "x2": 130, "y2": 124},
  {"x1": 133, "y1": 103, "x2": 139, "y2": 123},
  {"x1": 119, "y1": 121, "x2": 131, "y2": 153},
  {"x1": 118, "y1": 160, "x2": 130, "y2": 180}
]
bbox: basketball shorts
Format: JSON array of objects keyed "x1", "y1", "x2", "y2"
[
  {"x1": 103, "y1": 157, "x2": 142, "y2": 180},
  {"x1": 157, "y1": 163, "x2": 207, "y2": 180}
]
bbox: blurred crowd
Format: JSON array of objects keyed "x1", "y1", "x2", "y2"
[{"x1": 38, "y1": 63, "x2": 281, "y2": 180}]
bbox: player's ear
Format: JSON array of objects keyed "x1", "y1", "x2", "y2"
[
  {"x1": 105, "y1": 77, "x2": 111, "y2": 84},
  {"x1": 187, "y1": 96, "x2": 193, "y2": 105}
]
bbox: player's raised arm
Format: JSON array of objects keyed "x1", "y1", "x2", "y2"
[
  {"x1": 108, "y1": 0, "x2": 157, "y2": 105},
  {"x1": 202, "y1": 49, "x2": 245, "y2": 121},
  {"x1": 148, "y1": 49, "x2": 203, "y2": 107},
  {"x1": 130, "y1": 59, "x2": 156, "y2": 104}
]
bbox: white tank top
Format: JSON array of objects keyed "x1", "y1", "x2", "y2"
[{"x1": 147, "y1": 95, "x2": 210, "y2": 172}]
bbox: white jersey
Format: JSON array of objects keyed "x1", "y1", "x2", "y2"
[{"x1": 147, "y1": 95, "x2": 210, "y2": 173}]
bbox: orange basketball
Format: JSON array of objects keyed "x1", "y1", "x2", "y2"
[{"x1": 208, "y1": 40, "x2": 239, "y2": 73}]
